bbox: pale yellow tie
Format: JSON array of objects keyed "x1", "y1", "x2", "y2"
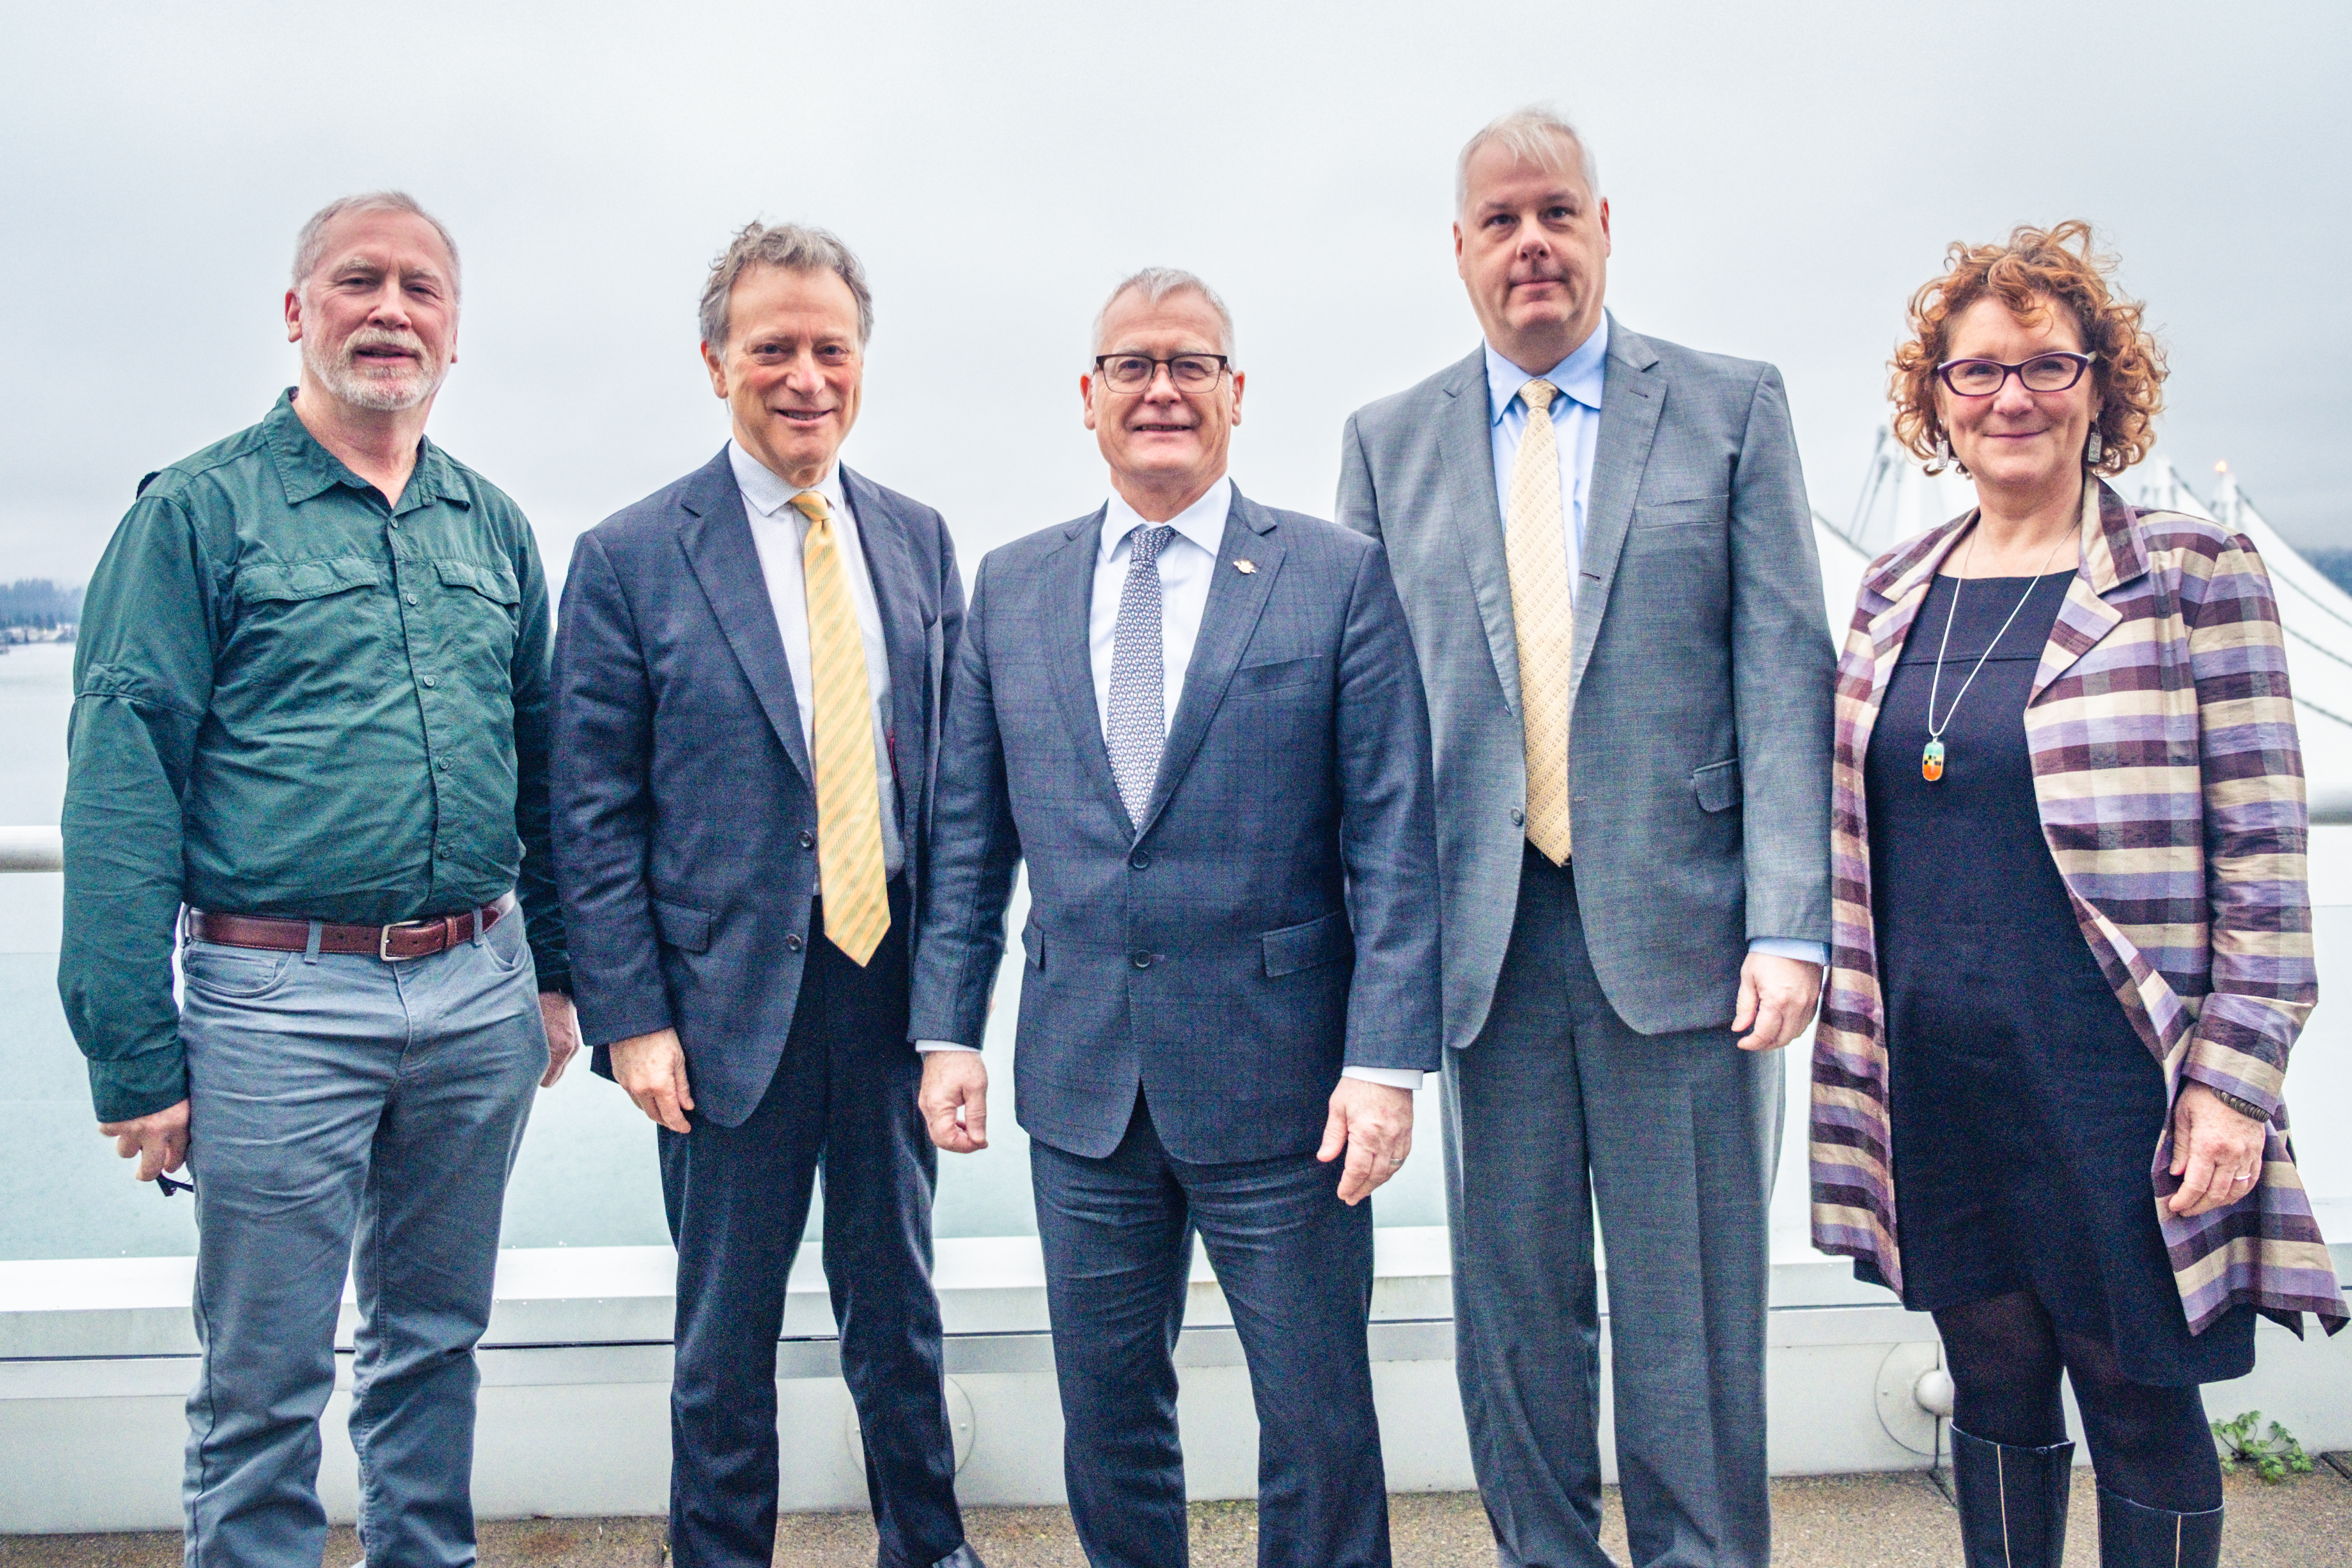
[
  {"x1": 1506, "y1": 381, "x2": 1574, "y2": 864},
  {"x1": 792, "y1": 491, "x2": 891, "y2": 966}
]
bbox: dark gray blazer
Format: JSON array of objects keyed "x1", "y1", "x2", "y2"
[
  {"x1": 907, "y1": 487, "x2": 1441, "y2": 1165},
  {"x1": 551, "y1": 448, "x2": 962, "y2": 1128},
  {"x1": 1337, "y1": 319, "x2": 1834, "y2": 1047}
]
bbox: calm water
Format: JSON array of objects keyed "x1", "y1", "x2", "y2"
[
  {"x1": 10, "y1": 642, "x2": 2347, "y2": 1269},
  {"x1": 0, "y1": 643, "x2": 1451, "y2": 1259}
]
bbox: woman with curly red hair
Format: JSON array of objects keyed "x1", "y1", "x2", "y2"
[{"x1": 1809, "y1": 222, "x2": 2342, "y2": 1568}]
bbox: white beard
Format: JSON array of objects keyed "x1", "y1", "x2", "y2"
[{"x1": 305, "y1": 328, "x2": 444, "y2": 412}]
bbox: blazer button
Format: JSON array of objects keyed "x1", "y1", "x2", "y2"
[
  {"x1": 1130, "y1": 951, "x2": 1152, "y2": 970},
  {"x1": 1510, "y1": 808, "x2": 1526, "y2": 826},
  {"x1": 798, "y1": 830, "x2": 815, "y2": 851},
  {"x1": 786, "y1": 934, "x2": 804, "y2": 953},
  {"x1": 1130, "y1": 850, "x2": 1151, "y2": 870}
]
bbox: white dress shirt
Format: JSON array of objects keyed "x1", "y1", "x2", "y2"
[
  {"x1": 919, "y1": 474, "x2": 1418, "y2": 1088},
  {"x1": 1482, "y1": 327, "x2": 1824, "y2": 972},
  {"x1": 729, "y1": 440, "x2": 903, "y2": 883}
]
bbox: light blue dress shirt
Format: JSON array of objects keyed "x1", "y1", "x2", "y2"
[{"x1": 1483, "y1": 326, "x2": 1825, "y2": 973}]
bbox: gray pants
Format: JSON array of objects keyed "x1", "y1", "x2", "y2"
[
  {"x1": 178, "y1": 911, "x2": 546, "y2": 1568},
  {"x1": 1446, "y1": 852, "x2": 1780, "y2": 1568}
]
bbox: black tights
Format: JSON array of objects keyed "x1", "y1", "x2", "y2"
[{"x1": 1934, "y1": 1290, "x2": 2222, "y2": 1513}]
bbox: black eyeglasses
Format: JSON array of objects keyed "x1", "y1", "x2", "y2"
[
  {"x1": 158, "y1": 1171, "x2": 195, "y2": 1198},
  {"x1": 1935, "y1": 351, "x2": 2095, "y2": 397},
  {"x1": 1093, "y1": 354, "x2": 1231, "y2": 394}
]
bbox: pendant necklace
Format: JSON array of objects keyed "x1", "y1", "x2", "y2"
[{"x1": 1920, "y1": 522, "x2": 2072, "y2": 783}]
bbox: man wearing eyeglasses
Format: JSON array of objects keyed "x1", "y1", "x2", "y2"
[
  {"x1": 551, "y1": 223, "x2": 982, "y2": 1568},
  {"x1": 910, "y1": 268, "x2": 1440, "y2": 1568}
]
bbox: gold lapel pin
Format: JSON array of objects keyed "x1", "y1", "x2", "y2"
[{"x1": 1234, "y1": 559, "x2": 1257, "y2": 574}]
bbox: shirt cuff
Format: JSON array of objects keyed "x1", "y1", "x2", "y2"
[
  {"x1": 1342, "y1": 1066, "x2": 1425, "y2": 1090},
  {"x1": 915, "y1": 1039, "x2": 977, "y2": 1053},
  {"x1": 1747, "y1": 937, "x2": 1827, "y2": 966}
]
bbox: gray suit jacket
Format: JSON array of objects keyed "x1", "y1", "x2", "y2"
[
  {"x1": 907, "y1": 487, "x2": 1441, "y2": 1164},
  {"x1": 1336, "y1": 317, "x2": 1832, "y2": 1047}
]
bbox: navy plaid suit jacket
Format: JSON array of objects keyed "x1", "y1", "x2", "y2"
[{"x1": 908, "y1": 486, "x2": 1441, "y2": 1164}]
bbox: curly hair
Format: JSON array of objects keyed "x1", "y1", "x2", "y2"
[{"x1": 1889, "y1": 221, "x2": 2165, "y2": 477}]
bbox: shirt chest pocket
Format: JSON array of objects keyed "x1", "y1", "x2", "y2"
[
  {"x1": 426, "y1": 558, "x2": 522, "y2": 696},
  {"x1": 231, "y1": 558, "x2": 386, "y2": 674}
]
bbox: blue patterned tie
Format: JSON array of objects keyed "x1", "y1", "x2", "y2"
[{"x1": 1106, "y1": 524, "x2": 1176, "y2": 827}]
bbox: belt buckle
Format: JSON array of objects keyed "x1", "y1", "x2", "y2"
[{"x1": 378, "y1": 920, "x2": 433, "y2": 962}]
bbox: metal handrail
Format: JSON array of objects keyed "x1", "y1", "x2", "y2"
[
  {"x1": 0, "y1": 827, "x2": 61, "y2": 872},
  {"x1": 2, "y1": 790, "x2": 2348, "y2": 877}
]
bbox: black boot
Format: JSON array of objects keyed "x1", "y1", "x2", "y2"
[
  {"x1": 1949, "y1": 1424, "x2": 2074, "y2": 1566},
  {"x1": 2095, "y1": 1486, "x2": 2222, "y2": 1567}
]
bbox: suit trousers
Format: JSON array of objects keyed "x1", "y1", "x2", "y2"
[
  {"x1": 178, "y1": 911, "x2": 547, "y2": 1568},
  {"x1": 1030, "y1": 1094, "x2": 1391, "y2": 1568},
  {"x1": 1446, "y1": 848, "x2": 1780, "y2": 1568},
  {"x1": 658, "y1": 883, "x2": 970, "y2": 1568}
]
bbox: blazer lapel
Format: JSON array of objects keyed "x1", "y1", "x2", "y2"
[
  {"x1": 1433, "y1": 346, "x2": 1521, "y2": 711},
  {"x1": 2029, "y1": 480, "x2": 2138, "y2": 702},
  {"x1": 1133, "y1": 490, "x2": 1284, "y2": 841},
  {"x1": 1568, "y1": 317, "x2": 1665, "y2": 713},
  {"x1": 1040, "y1": 508, "x2": 1133, "y2": 827},
  {"x1": 843, "y1": 466, "x2": 927, "y2": 815},
  {"x1": 678, "y1": 449, "x2": 815, "y2": 789}
]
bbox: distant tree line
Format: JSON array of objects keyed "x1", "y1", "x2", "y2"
[
  {"x1": 2309, "y1": 549, "x2": 2352, "y2": 600},
  {"x1": 0, "y1": 578, "x2": 85, "y2": 628}
]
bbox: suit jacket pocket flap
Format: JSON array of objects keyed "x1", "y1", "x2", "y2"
[
  {"x1": 1262, "y1": 910, "x2": 1354, "y2": 977},
  {"x1": 434, "y1": 558, "x2": 523, "y2": 604},
  {"x1": 235, "y1": 557, "x2": 383, "y2": 603},
  {"x1": 1691, "y1": 757, "x2": 1741, "y2": 813},
  {"x1": 1020, "y1": 917, "x2": 1044, "y2": 971},
  {"x1": 651, "y1": 897, "x2": 713, "y2": 953},
  {"x1": 1230, "y1": 654, "x2": 1328, "y2": 696}
]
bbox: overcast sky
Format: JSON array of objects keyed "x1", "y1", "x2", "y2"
[{"x1": 4, "y1": 1, "x2": 2346, "y2": 589}]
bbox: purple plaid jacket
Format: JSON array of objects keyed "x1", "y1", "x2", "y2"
[{"x1": 1811, "y1": 479, "x2": 2346, "y2": 1335}]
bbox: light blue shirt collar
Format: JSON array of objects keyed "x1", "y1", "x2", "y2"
[
  {"x1": 1099, "y1": 475, "x2": 1233, "y2": 565},
  {"x1": 1484, "y1": 316, "x2": 1609, "y2": 428}
]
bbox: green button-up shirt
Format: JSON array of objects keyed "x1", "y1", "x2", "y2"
[{"x1": 59, "y1": 392, "x2": 569, "y2": 1121}]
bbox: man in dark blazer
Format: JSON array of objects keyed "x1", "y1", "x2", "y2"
[
  {"x1": 552, "y1": 224, "x2": 981, "y2": 1568},
  {"x1": 909, "y1": 269, "x2": 1441, "y2": 1568},
  {"x1": 1336, "y1": 111, "x2": 1834, "y2": 1568}
]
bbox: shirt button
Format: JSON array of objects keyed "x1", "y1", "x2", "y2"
[
  {"x1": 1510, "y1": 808, "x2": 1526, "y2": 826},
  {"x1": 1130, "y1": 951, "x2": 1153, "y2": 970},
  {"x1": 406, "y1": 594, "x2": 419, "y2": 607},
  {"x1": 798, "y1": 830, "x2": 815, "y2": 851},
  {"x1": 786, "y1": 934, "x2": 804, "y2": 953},
  {"x1": 436, "y1": 759, "x2": 450, "y2": 771},
  {"x1": 389, "y1": 520, "x2": 401, "y2": 531},
  {"x1": 1130, "y1": 851, "x2": 1150, "y2": 870},
  {"x1": 421, "y1": 676, "x2": 436, "y2": 688}
]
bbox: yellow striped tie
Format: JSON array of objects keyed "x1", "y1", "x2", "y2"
[
  {"x1": 1506, "y1": 380, "x2": 1575, "y2": 863},
  {"x1": 792, "y1": 490, "x2": 891, "y2": 966}
]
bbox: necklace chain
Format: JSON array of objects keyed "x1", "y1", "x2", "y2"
[{"x1": 1920, "y1": 521, "x2": 2074, "y2": 773}]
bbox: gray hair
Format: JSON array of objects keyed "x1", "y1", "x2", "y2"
[
  {"x1": 1455, "y1": 106, "x2": 1601, "y2": 214},
  {"x1": 1092, "y1": 267, "x2": 1237, "y2": 359},
  {"x1": 699, "y1": 222, "x2": 874, "y2": 350},
  {"x1": 292, "y1": 191, "x2": 462, "y2": 296}
]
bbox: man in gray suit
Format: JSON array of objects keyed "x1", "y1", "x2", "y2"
[
  {"x1": 1336, "y1": 109, "x2": 1834, "y2": 1568},
  {"x1": 912, "y1": 268, "x2": 1440, "y2": 1568}
]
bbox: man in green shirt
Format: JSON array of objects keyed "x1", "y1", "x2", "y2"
[{"x1": 58, "y1": 191, "x2": 578, "y2": 1568}]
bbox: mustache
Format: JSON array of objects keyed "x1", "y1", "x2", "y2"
[{"x1": 342, "y1": 327, "x2": 431, "y2": 367}]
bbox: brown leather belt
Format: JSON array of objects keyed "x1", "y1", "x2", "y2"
[{"x1": 187, "y1": 892, "x2": 516, "y2": 962}]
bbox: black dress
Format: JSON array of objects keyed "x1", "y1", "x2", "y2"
[{"x1": 1861, "y1": 570, "x2": 2254, "y2": 1385}]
